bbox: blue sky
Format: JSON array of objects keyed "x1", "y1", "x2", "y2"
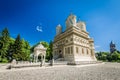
[{"x1": 0, "y1": 0, "x2": 120, "y2": 52}]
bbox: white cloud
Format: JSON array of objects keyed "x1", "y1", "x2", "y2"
[
  {"x1": 95, "y1": 50, "x2": 99, "y2": 53},
  {"x1": 95, "y1": 45, "x2": 100, "y2": 49},
  {"x1": 36, "y1": 26, "x2": 43, "y2": 32}
]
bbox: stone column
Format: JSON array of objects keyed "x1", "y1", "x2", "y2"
[
  {"x1": 52, "y1": 52, "x2": 54, "y2": 66},
  {"x1": 63, "y1": 47, "x2": 65, "y2": 60},
  {"x1": 73, "y1": 45, "x2": 76, "y2": 61},
  {"x1": 53, "y1": 49, "x2": 55, "y2": 60},
  {"x1": 43, "y1": 54, "x2": 45, "y2": 65},
  {"x1": 91, "y1": 49, "x2": 97, "y2": 61},
  {"x1": 35, "y1": 55, "x2": 38, "y2": 63},
  {"x1": 34, "y1": 55, "x2": 35, "y2": 62},
  {"x1": 70, "y1": 46, "x2": 71, "y2": 54},
  {"x1": 79, "y1": 46, "x2": 81, "y2": 55},
  {"x1": 40, "y1": 55, "x2": 43, "y2": 67},
  {"x1": 34, "y1": 55, "x2": 37, "y2": 63}
]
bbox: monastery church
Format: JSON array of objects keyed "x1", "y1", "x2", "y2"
[{"x1": 53, "y1": 14, "x2": 97, "y2": 63}]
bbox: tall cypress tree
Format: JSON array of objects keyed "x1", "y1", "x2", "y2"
[
  {"x1": 12, "y1": 34, "x2": 23, "y2": 61},
  {"x1": 0, "y1": 28, "x2": 10, "y2": 62},
  {"x1": 7, "y1": 38, "x2": 15, "y2": 62},
  {"x1": 49, "y1": 41, "x2": 53, "y2": 60}
]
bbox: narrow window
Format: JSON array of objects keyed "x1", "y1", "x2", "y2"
[
  {"x1": 71, "y1": 46, "x2": 73, "y2": 54},
  {"x1": 68, "y1": 47, "x2": 70, "y2": 54},
  {"x1": 76, "y1": 47, "x2": 78, "y2": 53},
  {"x1": 82, "y1": 48, "x2": 84, "y2": 54},
  {"x1": 91, "y1": 50, "x2": 93, "y2": 56},
  {"x1": 87, "y1": 49, "x2": 89, "y2": 55},
  {"x1": 65, "y1": 48, "x2": 67, "y2": 54}
]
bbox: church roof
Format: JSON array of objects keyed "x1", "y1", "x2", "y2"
[
  {"x1": 34, "y1": 43, "x2": 46, "y2": 50},
  {"x1": 56, "y1": 24, "x2": 62, "y2": 28}
]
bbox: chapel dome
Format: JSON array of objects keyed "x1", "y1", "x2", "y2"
[{"x1": 34, "y1": 43, "x2": 46, "y2": 50}]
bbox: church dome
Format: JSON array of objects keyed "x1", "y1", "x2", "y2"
[
  {"x1": 76, "y1": 21, "x2": 86, "y2": 31},
  {"x1": 65, "y1": 14, "x2": 77, "y2": 29}
]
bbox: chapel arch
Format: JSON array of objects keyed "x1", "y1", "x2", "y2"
[{"x1": 33, "y1": 43, "x2": 47, "y2": 66}]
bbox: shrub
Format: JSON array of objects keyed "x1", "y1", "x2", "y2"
[{"x1": 2, "y1": 58, "x2": 8, "y2": 63}]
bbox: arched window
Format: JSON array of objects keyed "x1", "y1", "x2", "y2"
[
  {"x1": 70, "y1": 38, "x2": 73, "y2": 41},
  {"x1": 65, "y1": 48, "x2": 67, "y2": 54},
  {"x1": 66, "y1": 48, "x2": 68, "y2": 54},
  {"x1": 82, "y1": 48, "x2": 84, "y2": 54},
  {"x1": 91, "y1": 50, "x2": 93, "y2": 56},
  {"x1": 68, "y1": 47, "x2": 70, "y2": 54},
  {"x1": 66, "y1": 40, "x2": 68, "y2": 43},
  {"x1": 76, "y1": 47, "x2": 78, "y2": 54},
  {"x1": 71, "y1": 46, "x2": 73, "y2": 54},
  {"x1": 87, "y1": 49, "x2": 89, "y2": 55}
]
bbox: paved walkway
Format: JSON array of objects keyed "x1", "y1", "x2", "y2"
[{"x1": 0, "y1": 62, "x2": 120, "y2": 80}]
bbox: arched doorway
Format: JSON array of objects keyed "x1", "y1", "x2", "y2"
[
  {"x1": 59, "y1": 50, "x2": 63, "y2": 58},
  {"x1": 38, "y1": 54, "x2": 41, "y2": 62}
]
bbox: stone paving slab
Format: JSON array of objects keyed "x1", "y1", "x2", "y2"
[{"x1": 0, "y1": 62, "x2": 120, "y2": 80}]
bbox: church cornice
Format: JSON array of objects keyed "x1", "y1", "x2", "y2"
[{"x1": 54, "y1": 27, "x2": 89, "y2": 42}]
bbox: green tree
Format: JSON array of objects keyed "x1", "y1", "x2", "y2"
[
  {"x1": 12, "y1": 34, "x2": 23, "y2": 61},
  {"x1": 111, "y1": 51, "x2": 120, "y2": 61},
  {"x1": 107, "y1": 54, "x2": 112, "y2": 62},
  {"x1": 12, "y1": 35, "x2": 31, "y2": 61},
  {"x1": 96, "y1": 52, "x2": 109, "y2": 61},
  {"x1": 7, "y1": 38, "x2": 15, "y2": 62},
  {"x1": 41, "y1": 41, "x2": 49, "y2": 48},
  {"x1": 0, "y1": 28, "x2": 10, "y2": 62},
  {"x1": 0, "y1": 28, "x2": 32, "y2": 62},
  {"x1": 0, "y1": 41, "x2": 3, "y2": 50},
  {"x1": 41, "y1": 41, "x2": 53, "y2": 61},
  {"x1": 40, "y1": 41, "x2": 50, "y2": 60},
  {"x1": 21, "y1": 39, "x2": 30, "y2": 61},
  {"x1": 96, "y1": 52, "x2": 102, "y2": 60},
  {"x1": 49, "y1": 41, "x2": 53, "y2": 60}
]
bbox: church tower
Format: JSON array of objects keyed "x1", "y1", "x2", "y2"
[{"x1": 110, "y1": 41, "x2": 116, "y2": 53}]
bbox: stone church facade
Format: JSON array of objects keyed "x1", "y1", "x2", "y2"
[{"x1": 53, "y1": 14, "x2": 96, "y2": 63}]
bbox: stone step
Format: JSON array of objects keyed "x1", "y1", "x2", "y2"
[
  {"x1": 67, "y1": 61, "x2": 103, "y2": 65},
  {"x1": 55, "y1": 58, "x2": 65, "y2": 61}
]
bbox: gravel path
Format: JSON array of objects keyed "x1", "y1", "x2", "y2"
[{"x1": 0, "y1": 63, "x2": 120, "y2": 80}]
